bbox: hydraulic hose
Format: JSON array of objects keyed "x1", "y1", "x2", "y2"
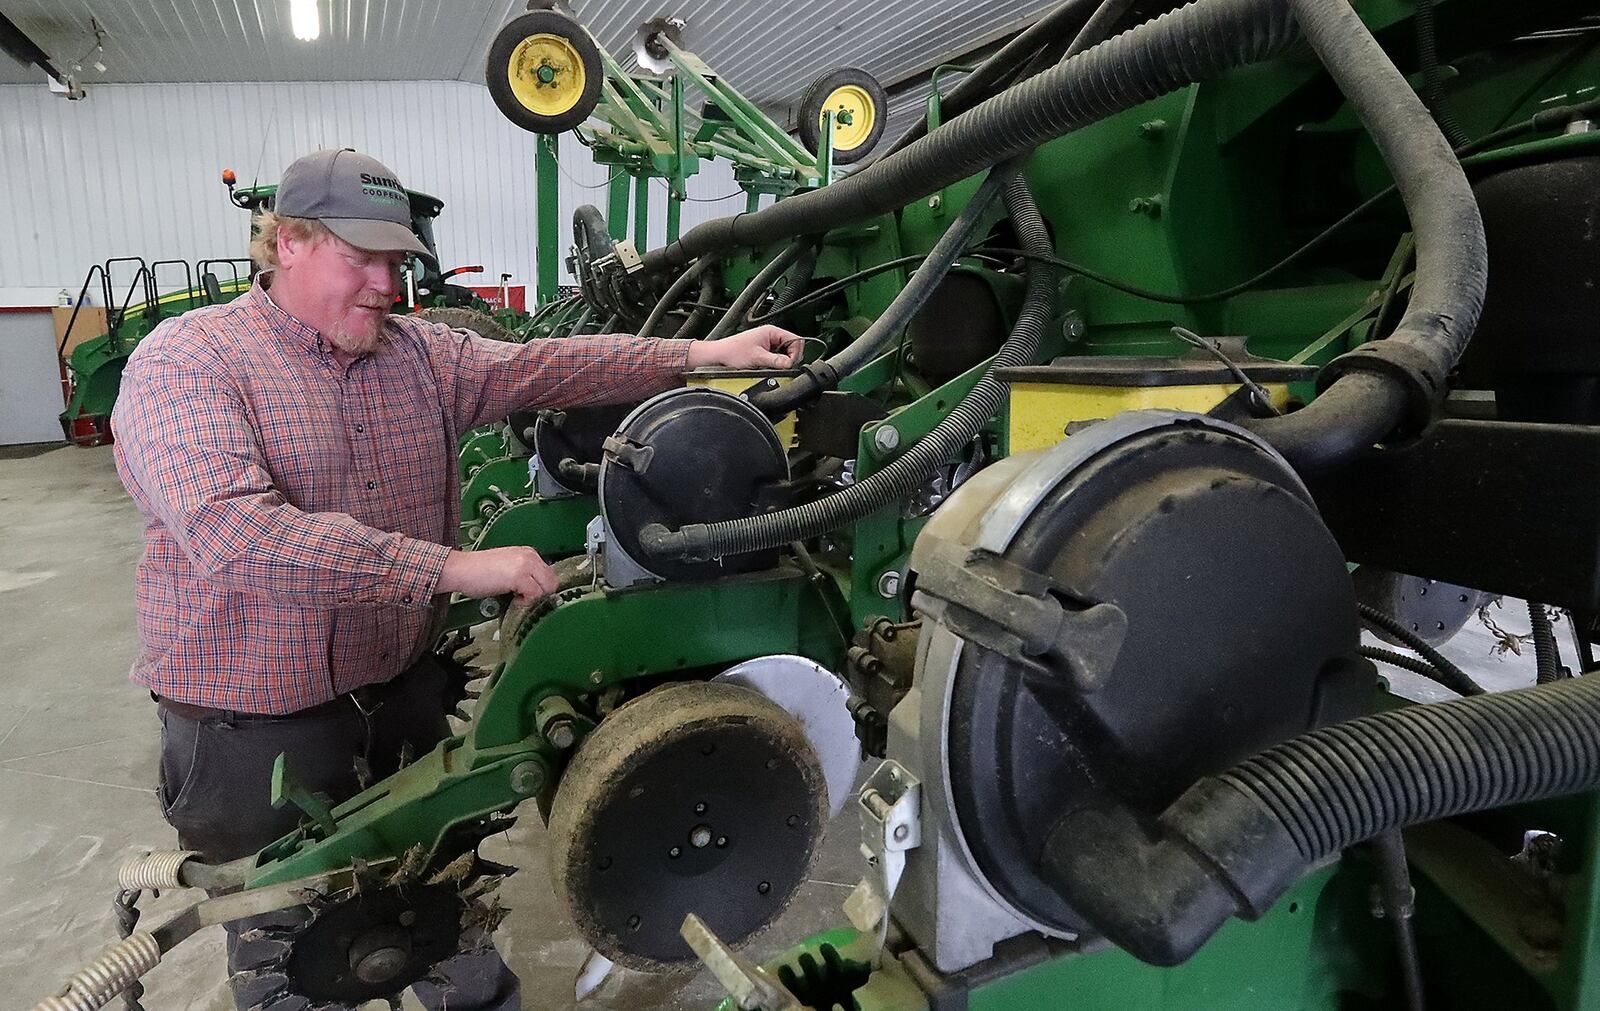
[
  {"x1": 703, "y1": 239, "x2": 811, "y2": 342},
  {"x1": 748, "y1": 167, "x2": 1012, "y2": 417},
  {"x1": 1359, "y1": 603, "x2": 1483, "y2": 696},
  {"x1": 640, "y1": 174, "x2": 1054, "y2": 563},
  {"x1": 638, "y1": 0, "x2": 1301, "y2": 275},
  {"x1": 1360, "y1": 644, "x2": 1454, "y2": 692},
  {"x1": 1243, "y1": 0, "x2": 1487, "y2": 472},
  {"x1": 768, "y1": 242, "x2": 821, "y2": 316},
  {"x1": 1046, "y1": 673, "x2": 1600, "y2": 966},
  {"x1": 1529, "y1": 602, "x2": 1564, "y2": 685},
  {"x1": 682, "y1": 269, "x2": 720, "y2": 339},
  {"x1": 1414, "y1": 0, "x2": 1470, "y2": 148},
  {"x1": 880, "y1": 0, "x2": 1105, "y2": 158},
  {"x1": 638, "y1": 256, "x2": 715, "y2": 338}
]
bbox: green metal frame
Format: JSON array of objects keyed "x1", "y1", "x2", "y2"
[
  {"x1": 163, "y1": 7, "x2": 1600, "y2": 1010},
  {"x1": 249, "y1": 566, "x2": 850, "y2": 887}
]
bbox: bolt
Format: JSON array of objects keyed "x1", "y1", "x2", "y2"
[
  {"x1": 1062, "y1": 312, "x2": 1086, "y2": 341},
  {"x1": 893, "y1": 823, "x2": 910, "y2": 842},
  {"x1": 589, "y1": 669, "x2": 605, "y2": 685},
  {"x1": 690, "y1": 825, "x2": 713, "y2": 848},
  {"x1": 353, "y1": 946, "x2": 408, "y2": 984},
  {"x1": 510, "y1": 761, "x2": 544, "y2": 795},
  {"x1": 873, "y1": 425, "x2": 900, "y2": 454},
  {"x1": 694, "y1": 801, "x2": 707, "y2": 814},
  {"x1": 398, "y1": 910, "x2": 416, "y2": 927},
  {"x1": 716, "y1": 835, "x2": 729, "y2": 848},
  {"x1": 545, "y1": 716, "x2": 578, "y2": 750},
  {"x1": 478, "y1": 597, "x2": 502, "y2": 619},
  {"x1": 669, "y1": 846, "x2": 682, "y2": 859},
  {"x1": 1138, "y1": 118, "x2": 1168, "y2": 139},
  {"x1": 758, "y1": 881, "x2": 771, "y2": 895},
  {"x1": 1128, "y1": 194, "x2": 1163, "y2": 217},
  {"x1": 927, "y1": 194, "x2": 942, "y2": 210},
  {"x1": 877, "y1": 570, "x2": 901, "y2": 599}
]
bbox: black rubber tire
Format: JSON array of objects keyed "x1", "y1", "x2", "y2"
[
  {"x1": 797, "y1": 68, "x2": 889, "y2": 165},
  {"x1": 486, "y1": 10, "x2": 604, "y2": 135},
  {"x1": 416, "y1": 306, "x2": 519, "y2": 343}
]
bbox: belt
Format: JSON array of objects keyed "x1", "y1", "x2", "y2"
[{"x1": 153, "y1": 686, "x2": 379, "y2": 723}]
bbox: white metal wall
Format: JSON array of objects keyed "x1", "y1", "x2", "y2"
[{"x1": 0, "y1": 80, "x2": 748, "y2": 305}]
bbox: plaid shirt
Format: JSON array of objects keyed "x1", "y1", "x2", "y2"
[{"x1": 113, "y1": 281, "x2": 690, "y2": 714}]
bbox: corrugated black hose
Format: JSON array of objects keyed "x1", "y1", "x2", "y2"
[
  {"x1": 1529, "y1": 601, "x2": 1565, "y2": 684},
  {"x1": 1046, "y1": 673, "x2": 1600, "y2": 966},
  {"x1": 1359, "y1": 603, "x2": 1484, "y2": 696},
  {"x1": 637, "y1": 0, "x2": 1301, "y2": 275},
  {"x1": 768, "y1": 242, "x2": 821, "y2": 316},
  {"x1": 878, "y1": 0, "x2": 1105, "y2": 159},
  {"x1": 639, "y1": 172, "x2": 1054, "y2": 563},
  {"x1": 1361, "y1": 644, "x2": 1453, "y2": 690},
  {"x1": 1414, "y1": 0, "x2": 1471, "y2": 148}
]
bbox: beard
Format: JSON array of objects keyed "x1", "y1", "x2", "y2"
[{"x1": 327, "y1": 303, "x2": 389, "y2": 356}]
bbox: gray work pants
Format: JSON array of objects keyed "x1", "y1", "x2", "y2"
[{"x1": 156, "y1": 658, "x2": 520, "y2": 1011}]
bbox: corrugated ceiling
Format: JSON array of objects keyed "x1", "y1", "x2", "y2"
[{"x1": 0, "y1": 0, "x2": 1060, "y2": 122}]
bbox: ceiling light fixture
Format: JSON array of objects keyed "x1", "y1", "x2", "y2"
[{"x1": 290, "y1": 0, "x2": 320, "y2": 41}]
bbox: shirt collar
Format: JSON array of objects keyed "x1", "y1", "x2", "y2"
[{"x1": 252, "y1": 274, "x2": 330, "y2": 356}]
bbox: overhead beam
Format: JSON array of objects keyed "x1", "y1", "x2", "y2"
[{"x1": 0, "y1": 11, "x2": 65, "y2": 83}]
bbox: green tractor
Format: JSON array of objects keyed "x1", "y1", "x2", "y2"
[
  {"x1": 37, "y1": 2, "x2": 1600, "y2": 1010},
  {"x1": 56, "y1": 169, "x2": 526, "y2": 444}
]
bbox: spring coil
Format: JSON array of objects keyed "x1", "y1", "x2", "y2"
[
  {"x1": 32, "y1": 931, "x2": 160, "y2": 1011},
  {"x1": 117, "y1": 850, "x2": 198, "y2": 891}
]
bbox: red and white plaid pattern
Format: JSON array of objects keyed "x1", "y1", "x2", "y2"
[{"x1": 113, "y1": 282, "x2": 689, "y2": 714}]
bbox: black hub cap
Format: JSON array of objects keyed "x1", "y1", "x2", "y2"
[
  {"x1": 548, "y1": 682, "x2": 826, "y2": 970},
  {"x1": 285, "y1": 882, "x2": 463, "y2": 1003},
  {"x1": 599, "y1": 388, "x2": 789, "y2": 581}
]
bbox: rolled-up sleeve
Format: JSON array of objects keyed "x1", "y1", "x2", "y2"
[
  {"x1": 422, "y1": 324, "x2": 693, "y2": 432},
  {"x1": 112, "y1": 352, "x2": 451, "y2": 607}
]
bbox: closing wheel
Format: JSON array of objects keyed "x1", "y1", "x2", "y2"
[
  {"x1": 416, "y1": 306, "x2": 518, "y2": 343},
  {"x1": 487, "y1": 10, "x2": 603, "y2": 134},
  {"x1": 547, "y1": 681, "x2": 828, "y2": 971},
  {"x1": 798, "y1": 68, "x2": 888, "y2": 165}
]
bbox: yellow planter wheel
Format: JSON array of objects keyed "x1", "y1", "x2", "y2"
[
  {"x1": 487, "y1": 10, "x2": 603, "y2": 134},
  {"x1": 798, "y1": 68, "x2": 889, "y2": 165}
]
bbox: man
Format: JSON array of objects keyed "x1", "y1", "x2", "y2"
[{"x1": 111, "y1": 148, "x2": 801, "y2": 1010}]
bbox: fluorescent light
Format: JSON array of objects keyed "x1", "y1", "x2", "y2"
[{"x1": 290, "y1": 0, "x2": 320, "y2": 41}]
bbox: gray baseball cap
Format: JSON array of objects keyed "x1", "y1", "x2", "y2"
[{"x1": 274, "y1": 148, "x2": 436, "y2": 265}]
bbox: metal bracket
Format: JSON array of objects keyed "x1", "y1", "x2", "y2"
[
  {"x1": 910, "y1": 538, "x2": 1127, "y2": 694},
  {"x1": 845, "y1": 760, "x2": 921, "y2": 936},
  {"x1": 270, "y1": 753, "x2": 338, "y2": 839},
  {"x1": 602, "y1": 434, "x2": 655, "y2": 474},
  {"x1": 680, "y1": 912, "x2": 804, "y2": 1011},
  {"x1": 611, "y1": 239, "x2": 644, "y2": 273}
]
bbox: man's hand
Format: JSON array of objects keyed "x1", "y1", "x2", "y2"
[
  {"x1": 438, "y1": 547, "x2": 558, "y2": 604},
  {"x1": 686, "y1": 324, "x2": 805, "y2": 370}
]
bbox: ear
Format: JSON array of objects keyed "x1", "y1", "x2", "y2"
[{"x1": 277, "y1": 227, "x2": 302, "y2": 269}]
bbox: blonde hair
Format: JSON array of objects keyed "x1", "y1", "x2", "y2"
[{"x1": 249, "y1": 210, "x2": 334, "y2": 270}]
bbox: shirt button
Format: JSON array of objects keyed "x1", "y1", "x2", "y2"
[
  {"x1": 355, "y1": 423, "x2": 365, "y2": 434},
  {"x1": 403, "y1": 594, "x2": 414, "y2": 604},
  {"x1": 366, "y1": 480, "x2": 376, "y2": 490}
]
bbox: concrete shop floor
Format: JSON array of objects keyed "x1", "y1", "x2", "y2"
[{"x1": 0, "y1": 443, "x2": 1549, "y2": 1009}]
